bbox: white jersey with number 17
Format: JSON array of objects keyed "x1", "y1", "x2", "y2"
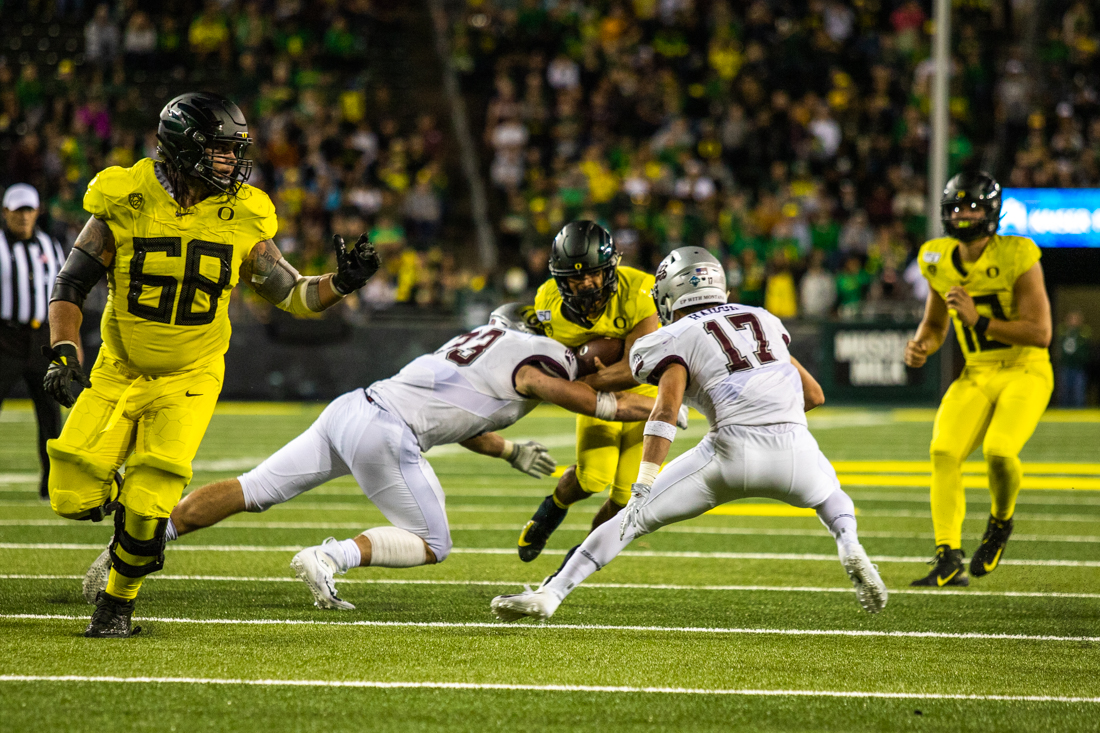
[
  {"x1": 368, "y1": 326, "x2": 579, "y2": 452},
  {"x1": 629, "y1": 303, "x2": 805, "y2": 429}
]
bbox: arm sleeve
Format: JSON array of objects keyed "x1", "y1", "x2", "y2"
[{"x1": 630, "y1": 331, "x2": 687, "y2": 386}]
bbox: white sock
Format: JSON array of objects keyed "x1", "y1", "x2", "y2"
[
  {"x1": 320, "y1": 538, "x2": 361, "y2": 574},
  {"x1": 544, "y1": 519, "x2": 634, "y2": 599},
  {"x1": 165, "y1": 519, "x2": 178, "y2": 542},
  {"x1": 815, "y1": 489, "x2": 860, "y2": 551}
]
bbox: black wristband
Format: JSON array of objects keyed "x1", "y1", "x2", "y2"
[{"x1": 974, "y1": 315, "x2": 991, "y2": 335}]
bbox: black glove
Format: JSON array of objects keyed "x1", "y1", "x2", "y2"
[
  {"x1": 43, "y1": 343, "x2": 91, "y2": 408},
  {"x1": 331, "y1": 233, "x2": 381, "y2": 295}
]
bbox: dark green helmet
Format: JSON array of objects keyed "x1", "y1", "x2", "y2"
[
  {"x1": 941, "y1": 171, "x2": 1001, "y2": 242},
  {"x1": 488, "y1": 302, "x2": 543, "y2": 335},
  {"x1": 156, "y1": 92, "x2": 253, "y2": 195},
  {"x1": 549, "y1": 221, "x2": 620, "y2": 324}
]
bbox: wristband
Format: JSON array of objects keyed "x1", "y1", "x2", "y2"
[
  {"x1": 594, "y1": 391, "x2": 618, "y2": 421},
  {"x1": 643, "y1": 420, "x2": 677, "y2": 443},
  {"x1": 974, "y1": 315, "x2": 990, "y2": 335},
  {"x1": 499, "y1": 439, "x2": 515, "y2": 459},
  {"x1": 636, "y1": 461, "x2": 660, "y2": 486}
]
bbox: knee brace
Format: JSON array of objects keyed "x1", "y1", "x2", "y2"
[{"x1": 108, "y1": 504, "x2": 169, "y2": 578}]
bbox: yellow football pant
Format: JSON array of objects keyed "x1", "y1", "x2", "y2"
[
  {"x1": 48, "y1": 352, "x2": 224, "y2": 599},
  {"x1": 574, "y1": 414, "x2": 646, "y2": 506},
  {"x1": 929, "y1": 359, "x2": 1052, "y2": 549}
]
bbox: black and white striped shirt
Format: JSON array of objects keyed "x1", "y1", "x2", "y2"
[{"x1": 0, "y1": 229, "x2": 66, "y2": 328}]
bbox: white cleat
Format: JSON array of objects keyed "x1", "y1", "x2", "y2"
[
  {"x1": 841, "y1": 543, "x2": 888, "y2": 614},
  {"x1": 491, "y1": 585, "x2": 561, "y2": 622},
  {"x1": 83, "y1": 546, "x2": 111, "y2": 605},
  {"x1": 290, "y1": 540, "x2": 355, "y2": 611}
]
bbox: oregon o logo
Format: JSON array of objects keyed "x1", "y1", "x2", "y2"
[
  {"x1": 574, "y1": 262, "x2": 583, "y2": 270},
  {"x1": 218, "y1": 207, "x2": 235, "y2": 221},
  {"x1": 614, "y1": 316, "x2": 626, "y2": 329},
  {"x1": 986, "y1": 266, "x2": 999, "y2": 278}
]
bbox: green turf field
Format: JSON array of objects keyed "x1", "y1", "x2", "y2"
[{"x1": 1, "y1": 401, "x2": 1099, "y2": 732}]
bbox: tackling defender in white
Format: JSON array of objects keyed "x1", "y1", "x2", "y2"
[
  {"x1": 83, "y1": 304, "x2": 657, "y2": 610},
  {"x1": 491, "y1": 248, "x2": 888, "y2": 622}
]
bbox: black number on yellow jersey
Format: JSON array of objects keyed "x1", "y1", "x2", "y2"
[
  {"x1": 960, "y1": 294, "x2": 1010, "y2": 354},
  {"x1": 129, "y1": 236, "x2": 232, "y2": 326}
]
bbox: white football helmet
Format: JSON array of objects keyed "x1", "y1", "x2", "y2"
[{"x1": 652, "y1": 247, "x2": 727, "y2": 325}]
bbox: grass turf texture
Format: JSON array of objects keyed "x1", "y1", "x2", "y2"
[{"x1": 2, "y1": 403, "x2": 1099, "y2": 732}]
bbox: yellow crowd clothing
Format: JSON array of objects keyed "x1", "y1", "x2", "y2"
[
  {"x1": 917, "y1": 235, "x2": 1052, "y2": 549},
  {"x1": 535, "y1": 266, "x2": 657, "y2": 504}
]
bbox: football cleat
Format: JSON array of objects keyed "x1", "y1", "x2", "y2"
[
  {"x1": 290, "y1": 540, "x2": 355, "y2": 610},
  {"x1": 517, "y1": 494, "x2": 569, "y2": 562},
  {"x1": 970, "y1": 515, "x2": 1014, "y2": 577},
  {"x1": 83, "y1": 546, "x2": 112, "y2": 604},
  {"x1": 491, "y1": 585, "x2": 562, "y2": 622},
  {"x1": 839, "y1": 544, "x2": 888, "y2": 613},
  {"x1": 84, "y1": 591, "x2": 140, "y2": 638},
  {"x1": 910, "y1": 544, "x2": 970, "y2": 587}
]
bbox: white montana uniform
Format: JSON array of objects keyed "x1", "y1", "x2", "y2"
[
  {"x1": 238, "y1": 327, "x2": 577, "y2": 560},
  {"x1": 627, "y1": 303, "x2": 839, "y2": 535}
]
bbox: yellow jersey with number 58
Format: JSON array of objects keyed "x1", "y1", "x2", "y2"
[
  {"x1": 83, "y1": 158, "x2": 277, "y2": 375},
  {"x1": 917, "y1": 234, "x2": 1049, "y2": 366}
]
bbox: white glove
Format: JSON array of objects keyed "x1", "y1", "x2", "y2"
[
  {"x1": 619, "y1": 482, "x2": 651, "y2": 540},
  {"x1": 676, "y1": 404, "x2": 690, "y2": 430},
  {"x1": 506, "y1": 440, "x2": 556, "y2": 478}
]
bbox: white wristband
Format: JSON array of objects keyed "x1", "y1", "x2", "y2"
[
  {"x1": 643, "y1": 420, "x2": 677, "y2": 443},
  {"x1": 499, "y1": 439, "x2": 515, "y2": 459},
  {"x1": 594, "y1": 391, "x2": 618, "y2": 421},
  {"x1": 636, "y1": 461, "x2": 660, "y2": 486}
]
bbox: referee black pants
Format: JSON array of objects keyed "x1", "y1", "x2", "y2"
[{"x1": 0, "y1": 323, "x2": 61, "y2": 498}]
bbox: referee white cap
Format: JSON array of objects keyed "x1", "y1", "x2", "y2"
[{"x1": 2, "y1": 183, "x2": 40, "y2": 211}]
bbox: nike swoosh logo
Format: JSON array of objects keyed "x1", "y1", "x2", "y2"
[
  {"x1": 983, "y1": 548, "x2": 1004, "y2": 573},
  {"x1": 185, "y1": 391, "x2": 203, "y2": 397},
  {"x1": 517, "y1": 521, "x2": 535, "y2": 547},
  {"x1": 937, "y1": 568, "x2": 960, "y2": 587}
]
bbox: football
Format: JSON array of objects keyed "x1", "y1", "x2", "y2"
[{"x1": 574, "y1": 337, "x2": 625, "y2": 377}]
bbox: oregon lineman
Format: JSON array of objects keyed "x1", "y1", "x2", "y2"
[
  {"x1": 44, "y1": 92, "x2": 380, "y2": 637},
  {"x1": 905, "y1": 171, "x2": 1052, "y2": 587},
  {"x1": 517, "y1": 221, "x2": 663, "y2": 562}
]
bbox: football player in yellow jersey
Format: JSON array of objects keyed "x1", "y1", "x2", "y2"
[
  {"x1": 905, "y1": 171, "x2": 1052, "y2": 587},
  {"x1": 517, "y1": 220, "x2": 666, "y2": 562},
  {"x1": 42, "y1": 92, "x2": 380, "y2": 637}
]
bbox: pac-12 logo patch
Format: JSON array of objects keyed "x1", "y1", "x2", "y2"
[{"x1": 128, "y1": 193, "x2": 144, "y2": 209}]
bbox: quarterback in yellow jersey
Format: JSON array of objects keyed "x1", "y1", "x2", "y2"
[
  {"x1": 517, "y1": 220, "x2": 665, "y2": 562},
  {"x1": 42, "y1": 92, "x2": 380, "y2": 637},
  {"x1": 905, "y1": 171, "x2": 1052, "y2": 587}
]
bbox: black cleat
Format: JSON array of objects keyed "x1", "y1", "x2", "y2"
[
  {"x1": 970, "y1": 515, "x2": 1014, "y2": 577},
  {"x1": 84, "y1": 592, "x2": 141, "y2": 638},
  {"x1": 518, "y1": 494, "x2": 569, "y2": 562},
  {"x1": 910, "y1": 544, "x2": 970, "y2": 588}
]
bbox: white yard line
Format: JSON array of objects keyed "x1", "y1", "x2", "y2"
[
  {"x1": 2, "y1": 542, "x2": 1098, "y2": 567},
  {"x1": 1, "y1": 674, "x2": 1096, "y2": 703},
  {"x1": 3, "y1": 519, "x2": 1097, "y2": 544},
  {"x1": 2, "y1": 574, "x2": 1099, "y2": 600},
  {"x1": 3, "y1": 613, "x2": 1099, "y2": 643}
]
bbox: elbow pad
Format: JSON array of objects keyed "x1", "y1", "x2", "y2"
[
  {"x1": 51, "y1": 248, "x2": 107, "y2": 309},
  {"x1": 277, "y1": 276, "x2": 324, "y2": 315}
]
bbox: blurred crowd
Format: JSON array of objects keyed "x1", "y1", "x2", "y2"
[
  {"x1": 0, "y1": 0, "x2": 484, "y2": 320},
  {"x1": 452, "y1": 0, "x2": 1100, "y2": 320}
]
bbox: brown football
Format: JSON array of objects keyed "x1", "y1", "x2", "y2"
[{"x1": 574, "y1": 337, "x2": 625, "y2": 377}]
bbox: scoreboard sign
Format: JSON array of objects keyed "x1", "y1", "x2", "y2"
[{"x1": 819, "y1": 322, "x2": 941, "y2": 403}]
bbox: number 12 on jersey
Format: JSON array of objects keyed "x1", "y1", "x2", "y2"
[{"x1": 703, "y1": 313, "x2": 776, "y2": 373}]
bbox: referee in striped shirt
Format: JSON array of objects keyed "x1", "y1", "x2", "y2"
[{"x1": 1, "y1": 184, "x2": 66, "y2": 499}]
